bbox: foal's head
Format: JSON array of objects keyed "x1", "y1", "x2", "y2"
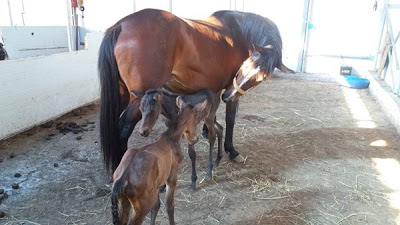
[
  {"x1": 175, "y1": 96, "x2": 208, "y2": 144},
  {"x1": 222, "y1": 44, "x2": 279, "y2": 102},
  {"x1": 132, "y1": 89, "x2": 163, "y2": 137}
]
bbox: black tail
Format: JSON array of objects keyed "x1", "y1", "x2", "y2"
[
  {"x1": 111, "y1": 177, "x2": 127, "y2": 225},
  {"x1": 98, "y1": 24, "x2": 123, "y2": 172}
]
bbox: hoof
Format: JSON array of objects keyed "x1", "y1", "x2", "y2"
[
  {"x1": 214, "y1": 159, "x2": 221, "y2": 167},
  {"x1": 188, "y1": 184, "x2": 196, "y2": 191},
  {"x1": 204, "y1": 173, "x2": 212, "y2": 180},
  {"x1": 231, "y1": 154, "x2": 245, "y2": 163}
]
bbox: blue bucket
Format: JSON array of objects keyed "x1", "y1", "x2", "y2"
[{"x1": 338, "y1": 75, "x2": 370, "y2": 89}]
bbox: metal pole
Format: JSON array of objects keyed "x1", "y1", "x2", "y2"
[
  {"x1": 299, "y1": 0, "x2": 313, "y2": 72},
  {"x1": 65, "y1": 0, "x2": 73, "y2": 52},
  {"x1": 21, "y1": 0, "x2": 25, "y2": 26},
  {"x1": 373, "y1": 6, "x2": 386, "y2": 71},
  {"x1": 7, "y1": 0, "x2": 13, "y2": 26}
]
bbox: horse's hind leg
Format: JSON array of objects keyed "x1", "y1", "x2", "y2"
[
  {"x1": 118, "y1": 98, "x2": 142, "y2": 151},
  {"x1": 187, "y1": 143, "x2": 197, "y2": 191},
  {"x1": 214, "y1": 121, "x2": 223, "y2": 167},
  {"x1": 225, "y1": 100, "x2": 245, "y2": 163}
]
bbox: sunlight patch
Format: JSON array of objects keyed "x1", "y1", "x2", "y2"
[
  {"x1": 370, "y1": 140, "x2": 388, "y2": 147},
  {"x1": 341, "y1": 88, "x2": 376, "y2": 128},
  {"x1": 373, "y1": 158, "x2": 400, "y2": 214}
]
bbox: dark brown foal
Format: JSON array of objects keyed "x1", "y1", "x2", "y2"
[
  {"x1": 132, "y1": 88, "x2": 223, "y2": 191},
  {"x1": 111, "y1": 97, "x2": 207, "y2": 225}
]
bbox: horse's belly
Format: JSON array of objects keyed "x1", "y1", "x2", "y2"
[{"x1": 164, "y1": 72, "x2": 225, "y2": 94}]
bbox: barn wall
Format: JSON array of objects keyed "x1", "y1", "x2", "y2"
[
  {"x1": 303, "y1": 0, "x2": 380, "y2": 75},
  {"x1": 0, "y1": 32, "x2": 103, "y2": 140},
  {"x1": 1, "y1": 26, "x2": 71, "y2": 59}
]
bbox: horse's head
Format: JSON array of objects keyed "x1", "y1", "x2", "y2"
[
  {"x1": 222, "y1": 44, "x2": 279, "y2": 103},
  {"x1": 132, "y1": 89, "x2": 164, "y2": 137},
  {"x1": 176, "y1": 96, "x2": 208, "y2": 145}
]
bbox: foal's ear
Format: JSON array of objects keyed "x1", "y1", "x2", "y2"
[
  {"x1": 252, "y1": 44, "x2": 273, "y2": 54},
  {"x1": 176, "y1": 96, "x2": 185, "y2": 110},
  {"x1": 131, "y1": 90, "x2": 145, "y2": 98},
  {"x1": 194, "y1": 100, "x2": 208, "y2": 113}
]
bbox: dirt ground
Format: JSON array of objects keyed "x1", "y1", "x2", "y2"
[{"x1": 1, "y1": 72, "x2": 400, "y2": 225}]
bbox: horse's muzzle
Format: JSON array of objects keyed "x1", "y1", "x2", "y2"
[
  {"x1": 139, "y1": 129, "x2": 150, "y2": 137},
  {"x1": 222, "y1": 90, "x2": 239, "y2": 103}
]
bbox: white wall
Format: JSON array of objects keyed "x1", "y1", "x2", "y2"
[
  {"x1": 0, "y1": 32, "x2": 103, "y2": 140},
  {"x1": 304, "y1": 0, "x2": 380, "y2": 75},
  {"x1": 0, "y1": 0, "x2": 68, "y2": 26},
  {"x1": 1, "y1": 26, "x2": 70, "y2": 59}
]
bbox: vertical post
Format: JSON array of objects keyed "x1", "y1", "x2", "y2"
[
  {"x1": 73, "y1": 7, "x2": 79, "y2": 50},
  {"x1": 299, "y1": 0, "x2": 313, "y2": 72},
  {"x1": 133, "y1": 0, "x2": 136, "y2": 13},
  {"x1": 65, "y1": 0, "x2": 73, "y2": 52},
  {"x1": 373, "y1": 5, "x2": 386, "y2": 71},
  {"x1": 7, "y1": 0, "x2": 13, "y2": 26},
  {"x1": 169, "y1": 0, "x2": 172, "y2": 13}
]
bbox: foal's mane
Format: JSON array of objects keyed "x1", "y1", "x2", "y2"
[{"x1": 212, "y1": 11, "x2": 283, "y2": 74}]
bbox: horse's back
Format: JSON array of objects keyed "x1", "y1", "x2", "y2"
[{"x1": 115, "y1": 9, "x2": 182, "y2": 91}]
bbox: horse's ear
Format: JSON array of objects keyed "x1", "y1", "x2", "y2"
[
  {"x1": 252, "y1": 44, "x2": 273, "y2": 54},
  {"x1": 176, "y1": 96, "x2": 185, "y2": 110},
  {"x1": 153, "y1": 92, "x2": 163, "y2": 101},
  {"x1": 131, "y1": 90, "x2": 145, "y2": 98},
  {"x1": 194, "y1": 99, "x2": 208, "y2": 112}
]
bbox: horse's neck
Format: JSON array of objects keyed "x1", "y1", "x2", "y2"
[
  {"x1": 161, "y1": 95, "x2": 179, "y2": 121},
  {"x1": 162, "y1": 111, "x2": 189, "y2": 143}
]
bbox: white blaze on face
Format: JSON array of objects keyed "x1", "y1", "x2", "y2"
[{"x1": 238, "y1": 66, "x2": 261, "y2": 88}]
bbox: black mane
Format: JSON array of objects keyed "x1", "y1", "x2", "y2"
[{"x1": 212, "y1": 11, "x2": 283, "y2": 74}]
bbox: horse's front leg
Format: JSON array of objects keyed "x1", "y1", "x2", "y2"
[
  {"x1": 225, "y1": 100, "x2": 245, "y2": 163},
  {"x1": 118, "y1": 98, "x2": 142, "y2": 153}
]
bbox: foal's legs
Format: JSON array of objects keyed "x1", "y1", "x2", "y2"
[
  {"x1": 166, "y1": 171, "x2": 178, "y2": 225},
  {"x1": 187, "y1": 143, "x2": 197, "y2": 191},
  {"x1": 120, "y1": 196, "x2": 131, "y2": 225},
  {"x1": 214, "y1": 121, "x2": 223, "y2": 167},
  {"x1": 150, "y1": 193, "x2": 161, "y2": 225},
  {"x1": 130, "y1": 191, "x2": 158, "y2": 225},
  {"x1": 205, "y1": 120, "x2": 216, "y2": 180},
  {"x1": 224, "y1": 100, "x2": 245, "y2": 163}
]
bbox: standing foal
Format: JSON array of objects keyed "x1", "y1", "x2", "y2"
[
  {"x1": 111, "y1": 97, "x2": 207, "y2": 225},
  {"x1": 133, "y1": 89, "x2": 223, "y2": 190}
]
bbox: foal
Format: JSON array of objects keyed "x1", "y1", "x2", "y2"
[
  {"x1": 111, "y1": 97, "x2": 207, "y2": 225},
  {"x1": 133, "y1": 89, "x2": 223, "y2": 190}
]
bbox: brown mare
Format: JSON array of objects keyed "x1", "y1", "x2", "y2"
[
  {"x1": 132, "y1": 88, "x2": 223, "y2": 190},
  {"x1": 111, "y1": 97, "x2": 207, "y2": 225},
  {"x1": 99, "y1": 9, "x2": 294, "y2": 171}
]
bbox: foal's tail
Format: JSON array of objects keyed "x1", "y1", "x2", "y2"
[
  {"x1": 98, "y1": 24, "x2": 123, "y2": 172},
  {"x1": 111, "y1": 176, "x2": 127, "y2": 225}
]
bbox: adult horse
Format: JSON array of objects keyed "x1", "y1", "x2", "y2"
[{"x1": 99, "y1": 9, "x2": 293, "y2": 171}]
